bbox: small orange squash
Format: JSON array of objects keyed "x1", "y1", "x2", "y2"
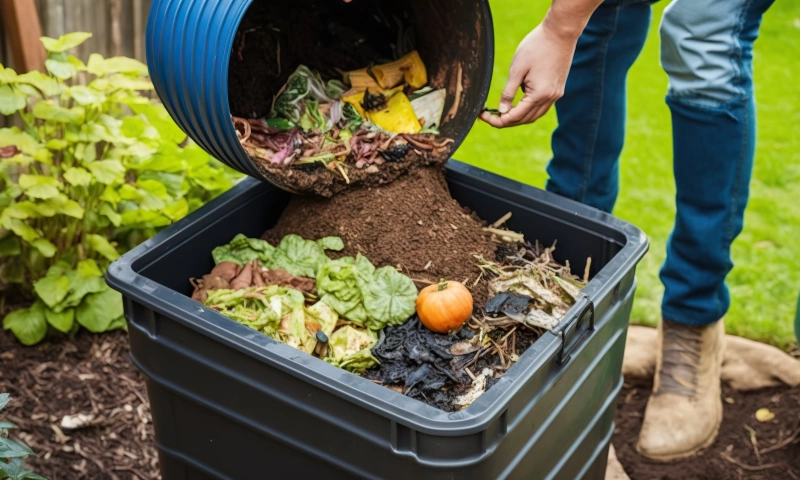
[{"x1": 416, "y1": 280, "x2": 473, "y2": 334}]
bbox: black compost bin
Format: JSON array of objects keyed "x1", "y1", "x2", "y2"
[{"x1": 107, "y1": 161, "x2": 648, "y2": 479}]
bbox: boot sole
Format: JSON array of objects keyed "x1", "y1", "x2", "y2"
[{"x1": 635, "y1": 400, "x2": 723, "y2": 462}]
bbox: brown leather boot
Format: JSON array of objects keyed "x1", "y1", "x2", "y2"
[{"x1": 636, "y1": 318, "x2": 725, "y2": 461}]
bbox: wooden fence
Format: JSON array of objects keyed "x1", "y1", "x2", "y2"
[{"x1": 0, "y1": 0, "x2": 152, "y2": 68}]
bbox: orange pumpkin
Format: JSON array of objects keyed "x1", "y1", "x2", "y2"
[{"x1": 416, "y1": 280, "x2": 473, "y2": 334}]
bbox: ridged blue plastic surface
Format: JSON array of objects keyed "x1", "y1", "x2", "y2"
[{"x1": 146, "y1": 0, "x2": 263, "y2": 179}]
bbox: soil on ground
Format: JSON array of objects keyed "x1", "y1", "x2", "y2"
[
  {"x1": 263, "y1": 166, "x2": 497, "y2": 304},
  {"x1": 0, "y1": 331, "x2": 158, "y2": 480},
  {"x1": 614, "y1": 379, "x2": 800, "y2": 480}
]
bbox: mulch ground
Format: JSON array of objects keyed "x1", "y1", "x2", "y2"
[
  {"x1": 0, "y1": 330, "x2": 159, "y2": 480},
  {"x1": 614, "y1": 379, "x2": 800, "y2": 480},
  {"x1": 2, "y1": 328, "x2": 799, "y2": 480}
]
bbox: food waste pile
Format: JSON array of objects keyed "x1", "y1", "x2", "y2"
[
  {"x1": 189, "y1": 170, "x2": 589, "y2": 411},
  {"x1": 234, "y1": 52, "x2": 456, "y2": 197}
]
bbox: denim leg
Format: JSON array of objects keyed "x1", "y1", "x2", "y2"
[
  {"x1": 659, "y1": 0, "x2": 776, "y2": 326},
  {"x1": 546, "y1": 0, "x2": 653, "y2": 214}
]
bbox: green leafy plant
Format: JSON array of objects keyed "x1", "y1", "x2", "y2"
[
  {"x1": 0, "y1": 394, "x2": 46, "y2": 480},
  {"x1": 0, "y1": 32, "x2": 241, "y2": 345}
]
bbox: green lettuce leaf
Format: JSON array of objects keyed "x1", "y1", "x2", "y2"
[
  {"x1": 316, "y1": 257, "x2": 367, "y2": 325},
  {"x1": 325, "y1": 325, "x2": 378, "y2": 374},
  {"x1": 268, "y1": 234, "x2": 342, "y2": 278},
  {"x1": 362, "y1": 266, "x2": 418, "y2": 330},
  {"x1": 211, "y1": 234, "x2": 275, "y2": 266}
]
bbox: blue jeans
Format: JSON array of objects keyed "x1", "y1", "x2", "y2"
[{"x1": 547, "y1": 0, "x2": 775, "y2": 326}]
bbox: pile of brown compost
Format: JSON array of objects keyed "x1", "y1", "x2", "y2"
[{"x1": 263, "y1": 166, "x2": 496, "y2": 304}]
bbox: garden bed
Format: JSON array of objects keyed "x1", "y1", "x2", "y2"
[
  {"x1": 613, "y1": 379, "x2": 800, "y2": 480},
  {"x1": 0, "y1": 330, "x2": 158, "y2": 480}
]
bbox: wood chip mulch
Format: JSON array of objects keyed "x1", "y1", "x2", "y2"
[{"x1": 0, "y1": 330, "x2": 160, "y2": 480}]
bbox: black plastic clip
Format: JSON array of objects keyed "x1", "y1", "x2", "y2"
[{"x1": 555, "y1": 294, "x2": 595, "y2": 365}]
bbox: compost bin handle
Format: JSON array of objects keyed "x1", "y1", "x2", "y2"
[{"x1": 555, "y1": 294, "x2": 595, "y2": 365}]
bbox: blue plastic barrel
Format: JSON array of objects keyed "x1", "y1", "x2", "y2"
[{"x1": 145, "y1": 0, "x2": 494, "y2": 188}]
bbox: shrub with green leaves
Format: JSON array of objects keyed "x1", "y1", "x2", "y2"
[
  {"x1": 0, "y1": 33, "x2": 241, "y2": 345},
  {"x1": 0, "y1": 393, "x2": 45, "y2": 480}
]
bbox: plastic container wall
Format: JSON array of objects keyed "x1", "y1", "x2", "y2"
[{"x1": 146, "y1": 0, "x2": 494, "y2": 184}]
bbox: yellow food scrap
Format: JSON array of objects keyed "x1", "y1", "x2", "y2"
[
  {"x1": 371, "y1": 51, "x2": 428, "y2": 90},
  {"x1": 343, "y1": 68, "x2": 380, "y2": 90},
  {"x1": 368, "y1": 92, "x2": 422, "y2": 134}
]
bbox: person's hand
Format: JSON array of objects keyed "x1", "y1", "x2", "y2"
[{"x1": 479, "y1": 18, "x2": 580, "y2": 128}]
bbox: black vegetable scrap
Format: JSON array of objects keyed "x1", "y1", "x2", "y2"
[
  {"x1": 379, "y1": 144, "x2": 410, "y2": 162},
  {"x1": 366, "y1": 318, "x2": 475, "y2": 409},
  {"x1": 361, "y1": 89, "x2": 388, "y2": 112},
  {"x1": 485, "y1": 292, "x2": 533, "y2": 321}
]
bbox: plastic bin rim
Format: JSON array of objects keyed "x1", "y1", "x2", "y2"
[{"x1": 106, "y1": 160, "x2": 649, "y2": 433}]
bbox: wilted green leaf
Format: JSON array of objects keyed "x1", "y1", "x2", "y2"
[
  {"x1": 87, "y1": 234, "x2": 120, "y2": 261},
  {"x1": 45, "y1": 58, "x2": 76, "y2": 79},
  {"x1": 64, "y1": 167, "x2": 93, "y2": 186},
  {"x1": 2, "y1": 302, "x2": 47, "y2": 346},
  {"x1": 69, "y1": 85, "x2": 106, "y2": 105},
  {"x1": 45, "y1": 307, "x2": 74, "y2": 333},
  {"x1": 40, "y1": 32, "x2": 93, "y2": 53},
  {"x1": 0, "y1": 84, "x2": 27, "y2": 115},
  {"x1": 88, "y1": 159, "x2": 125, "y2": 184},
  {"x1": 34, "y1": 273, "x2": 70, "y2": 307},
  {"x1": 76, "y1": 286, "x2": 123, "y2": 333}
]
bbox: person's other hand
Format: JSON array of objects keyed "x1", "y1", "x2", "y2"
[{"x1": 479, "y1": 22, "x2": 578, "y2": 128}]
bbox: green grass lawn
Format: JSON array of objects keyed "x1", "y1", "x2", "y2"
[{"x1": 456, "y1": 0, "x2": 800, "y2": 347}]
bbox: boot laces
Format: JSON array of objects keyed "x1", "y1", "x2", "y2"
[{"x1": 657, "y1": 322, "x2": 703, "y2": 397}]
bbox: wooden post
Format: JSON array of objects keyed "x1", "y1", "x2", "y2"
[{"x1": 0, "y1": 0, "x2": 46, "y2": 72}]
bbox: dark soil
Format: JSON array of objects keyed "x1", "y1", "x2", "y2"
[
  {"x1": 614, "y1": 379, "x2": 800, "y2": 480},
  {"x1": 0, "y1": 331, "x2": 159, "y2": 480},
  {"x1": 254, "y1": 147, "x2": 450, "y2": 198},
  {"x1": 263, "y1": 166, "x2": 497, "y2": 304}
]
